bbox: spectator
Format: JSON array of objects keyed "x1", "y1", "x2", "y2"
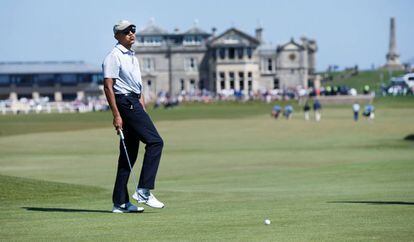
[
  {"x1": 303, "y1": 101, "x2": 311, "y2": 121},
  {"x1": 349, "y1": 88, "x2": 357, "y2": 96},
  {"x1": 363, "y1": 85, "x2": 370, "y2": 95},
  {"x1": 363, "y1": 104, "x2": 375, "y2": 120},
  {"x1": 283, "y1": 105, "x2": 293, "y2": 120},
  {"x1": 271, "y1": 105, "x2": 281, "y2": 119},
  {"x1": 313, "y1": 99, "x2": 322, "y2": 122},
  {"x1": 325, "y1": 86, "x2": 332, "y2": 96},
  {"x1": 352, "y1": 103, "x2": 360, "y2": 121}
]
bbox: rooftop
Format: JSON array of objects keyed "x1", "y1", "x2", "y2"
[
  {"x1": 183, "y1": 26, "x2": 210, "y2": 36},
  {"x1": 0, "y1": 61, "x2": 101, "y2": 74}
]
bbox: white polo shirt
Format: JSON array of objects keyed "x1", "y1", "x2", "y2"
[{"x1": 103, "y1": 43, "x2": 142, "y2": 94}]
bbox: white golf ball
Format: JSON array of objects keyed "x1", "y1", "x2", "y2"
[{"x1": 264, "y1": 219, "x2": 271, "y2": 225}]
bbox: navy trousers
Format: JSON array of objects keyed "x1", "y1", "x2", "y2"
[{"x1": 112, "y1": 94, "x2": 163, "y2": 205}]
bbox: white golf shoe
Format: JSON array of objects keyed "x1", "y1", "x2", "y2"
[
  {"x1": 112, "y1": 202, "x2": 144, "y2": 213},
  {"x1": 132, "y1": 189, "x2": 165, "y2": 209}
]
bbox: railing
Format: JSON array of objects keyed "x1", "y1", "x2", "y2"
[{"x1": 0, "y1": 101, "x2": 109, "y2": 115}]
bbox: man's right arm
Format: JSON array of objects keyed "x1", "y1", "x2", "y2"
[{"x1": 104, "y1": 78, "x2": 122, "y2": 132}]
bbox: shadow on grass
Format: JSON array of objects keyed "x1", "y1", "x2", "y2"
[
  {"x1": 23, "y1": 207, "x2": 158, "y2": 214},
  {"x1": 404, "y1": 134, "x2": 414, "y2": 141},
  {"x1": 328, "y1": 201, "x2": 414, "y2": 206},
  {"x1": 23, "y1": 207, "x2": 112, "y2": 213}
]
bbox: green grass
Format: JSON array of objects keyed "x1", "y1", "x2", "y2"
[
  {"x1": 322, "y1": 69, "x2": 405, "y2": 91},
  {"x1": 1, "y1": 97, "x2": 412, "y2": 137},
  {"x1": 374, "y1": 96, "x2": 414, "y2": 108},
  {"x1": 0, "y1": 102, "x2": 414, "y2": 241},
  {"x1": 0, "y1": 101, "x2": 289, "y2": 137}
]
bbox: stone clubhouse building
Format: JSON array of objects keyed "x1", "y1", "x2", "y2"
[
  {"x1": 134, "y1": 22, "x2": 317, "y2": 98},
  {"x1": 0, "y1": 22, "x2": 317, "y2": 101}
]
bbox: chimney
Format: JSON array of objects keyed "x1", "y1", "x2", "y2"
[
  {"x1": 212, "y1": 27, "x2": 217, "y2": 37},
  {"x1": 255, "y1": 27, "x2": 263, "y2": 43},
  {"x1": 300, "y1": 36, "x2": 308, "y2": 49}
]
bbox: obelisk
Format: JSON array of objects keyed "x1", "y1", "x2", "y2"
[{"x1": 384, "y1": 17, "x2": 404, "y2": 70}]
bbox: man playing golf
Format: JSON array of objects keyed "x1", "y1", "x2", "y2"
[{"x1": 103, "y1": 20, "x2": 165, "y2": 213}]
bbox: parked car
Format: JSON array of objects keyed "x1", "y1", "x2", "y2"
[{"x1": 387, "y1": 73, "x2": 414, "y2": 95}]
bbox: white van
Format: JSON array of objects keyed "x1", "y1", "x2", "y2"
[
  {"x1": 402, "y1": 73, "x2": 414, "y2": 88},
  {"x1": 388, "y1": 73, "x2": 414, "y2": 95}
]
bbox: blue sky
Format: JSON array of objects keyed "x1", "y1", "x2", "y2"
[{"x1": 0, "y1": 0, "x2": 412, "y2": 71}]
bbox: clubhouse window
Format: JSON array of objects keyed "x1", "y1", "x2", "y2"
[
  {"x1": 141, "y1": 36, "x2": 162, "y2": 46},
  {"x1": 273, "y1": 78, "x2": 279, "y2": 89},
  {"x1": 267, "y1": 59, "x2": 273, "y2": 71},
  {"x1": 185, "y1": 57, "x2": 198, "y2": 72},
  {"x1": 78, "y1": 74, "x2": 91, "y2": 83},
  {"x1": 247, "y1": 47, "x2": 252, "y2": 59},
  {"x1": 92, "y1": 74, "x2": 103, "y2": 84},
  {"x1": 219, "y1": 72, "x2": 225, "y2": 89},
  {"x1": 248, "y1": 81, "x2": 252, "y2": 91},
  {"x1": 36, "y1": 74, "x2": 55, "y2": 86},
  {"x1": 229, "y1": 72, "x2": 235, "y2": 89},
  {"x1": 0, "y1": 75, "x2": 11, "y2": 86},
  {"x1": 247, "y1": 72, "x2": 252, "y2": 91},
  {"x1": 219, "y1": 48, "x2": 225, "y2": 59},
  {"x1": 237, "y1": 48, "x2": 244, "y2": 59},
  {"x1": 60, "y1": 74, "x2": 78, "y2": 86},
  {"x1": 239, "y1": 72, "x2": 244, "y2": 90},
  {"x1": 13, "y1": 75, "x2": 33, "y2": 86},
  {"x1": 190, "y1": 79, "x2": 196, "y2": 90},
  {"x1": 228, "y1": 48, "x2": 235, "y2": 59},
  {"x1": 183, "y1": 35, "x2": 202, "y2": 46}
]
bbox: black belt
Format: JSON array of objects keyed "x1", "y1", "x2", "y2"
[{"x1": 115, "y1": 93, "x2": 141, "y2": 99}]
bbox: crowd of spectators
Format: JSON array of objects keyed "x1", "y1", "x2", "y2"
[
  {"x1": 0, "y1": 83, "x2": 377, "y2": 115},
  {"x1": 0, "y1": 96, "x2": 109, "y2": 115}
]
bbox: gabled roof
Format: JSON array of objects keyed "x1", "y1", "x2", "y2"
[
  {"x1": 137, "y1": 24, "x2": 168, "y2": 36},
  {"x1": 183, "y1": 26, "x2": 210, "y2": 36},
  {"x1": 0, "y1": 61, "x2": 101, "y2": 74},
  {"x1": 277, "y1": 38, "x2": 305, "y2": 52},
  {"x1": 208, "y1": 28, "x2": 260, "y2": 47}
]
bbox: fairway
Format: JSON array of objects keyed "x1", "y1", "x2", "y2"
[{"x1": 1, "y1": 101, "x2": 414, "y2": 241}]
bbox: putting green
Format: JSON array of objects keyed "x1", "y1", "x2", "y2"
[{"x1": 0, "y1": 101, "x2": 413, "y2": 241}]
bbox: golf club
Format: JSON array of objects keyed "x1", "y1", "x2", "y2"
[{"x1": 118, "y1": 129, "x2": 139, "y2": 194}]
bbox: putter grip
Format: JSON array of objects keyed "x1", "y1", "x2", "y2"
[{"x1": 119, "y1": 130, "x2": 125, "y2": 140}]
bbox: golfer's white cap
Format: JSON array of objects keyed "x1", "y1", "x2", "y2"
[{"x1": 113, "y1": 20, "x2": 135, "y2": 34}]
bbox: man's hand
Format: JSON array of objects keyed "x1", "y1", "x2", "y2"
[{"x1": 113, "y1": 116, "x2": 123, "y2": 132}]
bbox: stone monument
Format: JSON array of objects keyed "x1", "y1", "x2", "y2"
[{"x1": 384, "y1": 17, "x2": 404, "y2": 70}]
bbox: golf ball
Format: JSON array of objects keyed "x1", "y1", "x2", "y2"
[{"x1": 264, "y1": 219, "x2": 271, "y2": 225}]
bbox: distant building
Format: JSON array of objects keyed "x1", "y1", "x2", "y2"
[
  {"x1": 0, "y1": 61, "x2": 102, "y2": 101},
  {"x1": 135, "y1": 23, "x2": 210, "y2": 98},
  {"x1": 134, "y1": 21, "x2": 318, "y2": 97},
  {"x1": 0, "y1": 23, "x2": 318, "y2": 102}
]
